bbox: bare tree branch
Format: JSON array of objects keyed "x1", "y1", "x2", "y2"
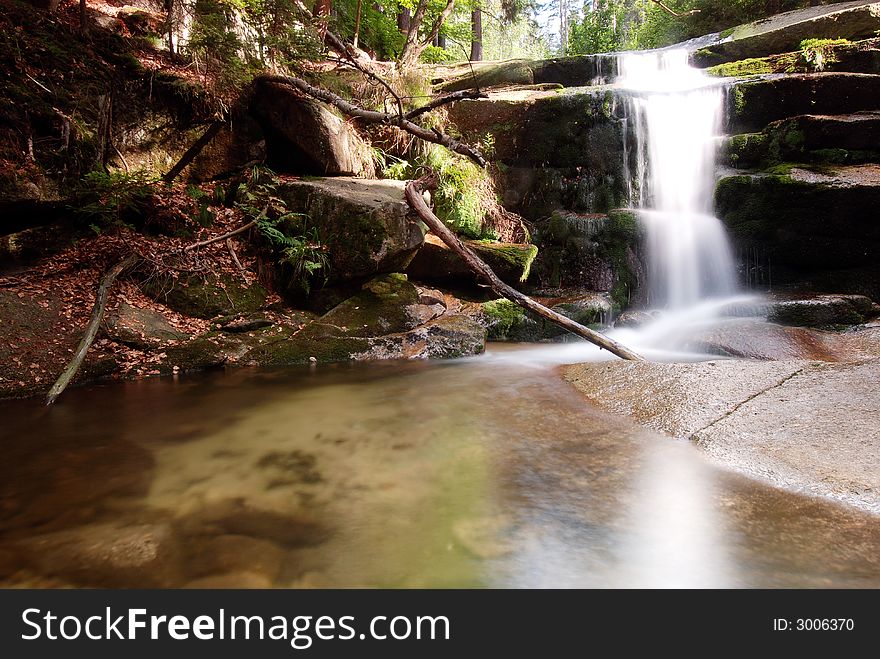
[
  {"x1": 257, "y1": 75, "x2": 488, "y2": 167},
  {"x1": 405, "y1": 177, "x2": 644, "y2": 361},
  {"x1": 651, "y1": 0, "x2": 700, "y2": 17},
  {"x1": 404, "y1": 89, "x2": 488, "y2": 121}
]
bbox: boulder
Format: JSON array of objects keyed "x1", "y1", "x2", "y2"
[
  {"x1": 140, "y1": 273, "x2": 268, "y2": 319},
  {"x1": 436, "y1": 54, "x2": 617, "y2": 92},
  {"x1": 277, "y1": 177, "x2": 426, "y2": 285},
  {"x1": 480, "y1": 292, "x2": 613, "y2": 342},
  {"x1": 103, "y1": 302, "x2": 190, "y2": 347},
  {"x1": 727, "y1": 73, "x2": 880, "y2": 133},
  {"x1": 244, "y1": 275, "x2": 486, "y2": 364},
  {"x1": 692, "y1": 1, "x2": 880, "y2": 66},
  {"x1": 251, "y1": 79, "x2": 375, "y2": 177},
  {"x1": 406, "y1": 234, "x2": 538, "y2": 286},
  {"x1": 768, "y1": 294, "x2": 876, "y2": 327},
  {"x1": 706, "y1": 37, "x2": 880, "y2": 78},
  {"x1": 715, "y1": 165, "x2": 880, "y2": 298}
]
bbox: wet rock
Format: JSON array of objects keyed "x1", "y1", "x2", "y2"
[
  {"x1": 244, "y1": 275, "x2": 486, "y2": 364},
  {"x1": 257, "y1": 450, "x2": 322, "y2": 486},
  {"x1": 103, "y1": 302, "x2": 189, "y2": 347},
  {"x1": 693, "y1": 2, "x2": 880, "y2": 67},
  {"x1": 251, "y1": 78, "x2": 375, "y2": 177},
  {"x1": 531, "y1": 209, "x2": 644, "y2": 310},
  {"x1": 183, "y1": 534, "x2": 285, "y2": 581},
  {"x1": 0, "y1": 434, "x2": 154, "y2": 534},
  {"x1": 176, "y1": 499, "x2": 328, "y2": 548},
  {"x1": 406, "y1": 234, "x2": 538, "y2": 286},
  {"x1": 140, "y1": 272, "x2": 268, "y2": 319},
  {"x1": 715, "y1": 165, "x2": 880, "y2": 298},
  {"x1": 277, "y1": 178, "x2": 425, "y2": 285},
  {"x1": 16, "y1": 521, "x2": 182, "y2": 587},
  {"x1": 685, "y1": 318, "x2": 844, "y2": 360},
  {"x1": 614, "y1": 309, "x2": 661, "y2": 328},
  {"x1": 727, "y1": 73, "x2": 880, "y2": 133},
  {"x1": 768, "y1": 294, "x2": 875, "y2": 327}
]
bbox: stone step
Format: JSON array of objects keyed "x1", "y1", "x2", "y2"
[
  {"x1": 692, "y1": 1, "x2": 880, "y2": 66},
  {"x1": 727, "y1": 72, "x2": 880, "y2": 133},
  {"x1": 721, "y1": 111, "x2": 880, "y2": 168},
  {"x1": 715, "y1": 164, "x2": 880, "y2": 298}
]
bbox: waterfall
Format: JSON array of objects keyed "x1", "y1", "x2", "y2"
[{"x1": 617, "y1": 50, "x2": 737, "y2": 310}]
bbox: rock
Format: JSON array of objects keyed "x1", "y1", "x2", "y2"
[
  {"x1": 103, "y1": 302, "x2": 189, "y2": 347},
  {"x1": 479, "y1": 292, "x2": 612, "y2": 342},
  {"x1": 185, "y1": 117, "x2": 267, "y2": 182},
  {"x1": 768, "y1": 294, "x2": 875, "y2": 327},
  {"x1": 531, "y1": 209, "x2": 645, "y2": 311},
  {"x1": 244, "y1": 275, "x2": 486, "y2": 364},
  {"x1": 217, "y1": 312, "x2": 275, "y2": 333},
  {"x1": 184, "y1": 571, "x2": 274, "y2": 589},
  {"x1": 176, "y1": 499, "x2": 328, "y2": 548},
  {"x1": 693, "y1": 1, "x2": 880, "y2": 66},
  {"x1": 452, "y1": 515, "x2": 518, "y2": 559},
  {"x1": 614, "y1": 309, "x2": 661, "y2": 328},
  {"x1": 251, "y1": 79, "x2": 375, "y2": 177},
  {"x1": 727, "y1": 73, "x2": 880, "y2": 133},
  {"x1": 562, "y1": 357, "x2": 880, "y2": 512},
  {"x1": 715, "y1": 165, "x2": 880, "y2": 298},
  {"x1": 406, "y1": 234, "x2": 538, "y2": 286},
  {"x1": 16, "y1": 521, "x2": 182, "y2": 587},
  {"x1": 0, "y1": 432, "x2": 154, "y2": 534},
  {"x1": 706, "y1": 37, "x2": 880, "y2": 79},
  {"x1": 277, "y1": 177, "x2": 426, "y2": 285},
  {"x1": 182, "y1": 534, "x2": 285, "y2": 581},
  {"x1": 436, "y1": 54, "x2": 617, "y2": 92},
  {"x1": 140, "y1": 273, "x2": 268, "y2": 319},
  {"x1": 722, "y1": 111, "x2": 880, "y2": 169},
  {"x1": 684, "y1": 318, "x2": 846, "y2": 360}
]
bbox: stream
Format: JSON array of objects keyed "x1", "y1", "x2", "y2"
[{"x1": 2, "y1": 344, "x2": 880, "y2": 588}]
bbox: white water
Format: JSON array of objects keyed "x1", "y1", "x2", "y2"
[{"x1": 618, "y1": 49, "x2": 737, "y2": 310}]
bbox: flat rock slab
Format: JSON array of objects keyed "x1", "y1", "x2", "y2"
[
  {"x1": 693, "y1": 1, "x2": 880, "y2": 65},
  {"x1": 563, "y1": 358, "x2": 880, "y2": 512}
]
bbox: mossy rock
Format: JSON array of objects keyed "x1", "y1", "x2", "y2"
[
  {"x1": 768, "y1": 294, "x2": 875, "y2": 327},
  {"x1": 406, "y1": 235, "x2": 538, "y2": 286},
  {"x1": 480, "y1": 293, "x2": 612, "y2": 342},
  {"x1": 140, "y1": 273, "x2": 268, "y2": 319}
]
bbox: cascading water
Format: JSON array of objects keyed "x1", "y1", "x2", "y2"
[{"x1": 617, "y1": 50, "x2": 737, "y2": 310}]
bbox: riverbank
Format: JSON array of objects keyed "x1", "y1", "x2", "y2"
[{"x1": 563, "y1": 321, "x2": 880, "y2": 514}]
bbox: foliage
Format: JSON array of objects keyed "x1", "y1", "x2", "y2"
[
  {"x1": 236, "y1": 167, "x2": 329, "y2": 293},
  {"x1": 800, "y1": 38, "x2": 850, "y2": 71},
  {"x1": 73, "y1": 170, "x2": 157, "y2": 228},
  {"x1": 567, "y1": 0, "x2": 626, "y2": 55}
]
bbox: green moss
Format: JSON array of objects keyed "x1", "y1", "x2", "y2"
[
  {"x1": 708, "y1": 57, "x2": 774, "y2": 77},
  {"x1": 480, "y1": 299, "x2": 541, "y2": 341},
  {"x1": 140, "y1": 273, "x2": 268, "y2": 319},
  {"x1": 471, "y1": 242, "x2": 538, "y2": 282},
  {"x1": 427, "y1": 147, "x2": 497, "y2": 239}
]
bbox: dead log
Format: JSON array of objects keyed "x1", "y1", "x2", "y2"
[
  {"x1": 184, "y1": 220, "x2": 256, "y2": 253},
  {"x1": 404, "y1": 177, "x2": 644, "y2": 361},
  {"x1": 46, "y1": 253, "x2": 138, "y2": 406}
]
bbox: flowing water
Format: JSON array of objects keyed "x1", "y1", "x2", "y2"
[
  {"x1": 2, "y1": 351, "x2": 880, "y2": 588},
  {"x1": 618, "y1": 50, "x2": 739, "y2": 312}
]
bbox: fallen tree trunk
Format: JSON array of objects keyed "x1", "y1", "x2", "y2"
[
  {"x1": 404, "y1": 177, "x2": 644, "y2": 361},
  {"x1": 257, "y1": 75, "x2": 488, "y2": 167},
  {"x1": 46, "y1": 253, "x2": 139, "y2": 406}
]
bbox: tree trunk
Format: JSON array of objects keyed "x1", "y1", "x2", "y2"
[
  {"x1": 314, "y1": 0, "x2": 332, "y2": 37},
  {"x1": 404, "y1": 178, "x2": 644, "y2": 361},
  {"x1": 397, "y1": 7, "x2": 411, "y2": 35},
  {"x1": 79, "y1": 0, "x2": 88, "y2": 36},
  {"x1": 470, "y1": 7, "x2": 483, "y2": 61},
  {"x1": 437, "y1": 33, "x2": 446, "y2": 49},
  {"x1": 353, "y1": 0, "x2": 363, "y2": 49},
  {"x1": 162, "y1": 121, "x2": 224, "y2": 184}
]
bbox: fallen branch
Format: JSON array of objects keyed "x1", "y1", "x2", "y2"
[
  {"x1": 184, "y1": 220, "x2": 256, "y2": 253},
  {"x1": 258, "y1": 75, "x2": 487, "y2": 167},
  {"x1": 405, "y1": 177, "x2": 644, "y2": 361},
  {"x1": 162, "y1": 121, "x2": 224, "y2": 184},
  {"x1": 651, "y1": 0, "x2": 700, "y2": 17},
  {"x1": 226, "y1": 237, "x2": 246, "y2": 276},
  {"x1": 46, "y1": 253, "x2": 138, "y2": 406}
]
